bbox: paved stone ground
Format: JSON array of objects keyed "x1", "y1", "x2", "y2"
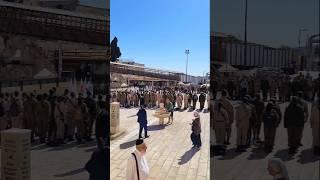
[
  {"x1": 0, "y1": 140, "x2": 96, "y2": 180},
  {"x1": 211, "y1": 101, "x2": 320, "y2": 180},
  {"x1": 111, "y1": 101, "x2": 210, "y2": 180}
]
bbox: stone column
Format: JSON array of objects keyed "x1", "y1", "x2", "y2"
[
  {"x1": 1, "y1": 129, "x2": 31, "y2": 180},
  {"x1": 110, "y1": 102, "x2": 120, "y2": 135}
]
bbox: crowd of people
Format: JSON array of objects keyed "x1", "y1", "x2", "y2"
[
  {"x1": 125, "y1": 86, "x2": 209, "y2": 180},
  {"x1": 111, "y1": 87, "x2": 209, "y2": 111},
  {"x1": 0, "y1": 88, "x2": 108, "y2": 147},
  {"x1": 212, "y1": 88, "x2": 320, "y2": 156}
]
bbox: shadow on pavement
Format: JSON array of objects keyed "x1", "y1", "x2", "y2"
[
  {"x1": 47, "y1": 141, "x2": 78, "y2": 151},
  {"x1": 148, "y1": 124, "x2": 165, "y2": 131},
  {"x1": 273, "y1": 148, "x2": 295, "y2": 161},
  {"x1": 86, "y1": 147, "x2": 98, "y2": 152},
  {"x1": 203, "y1": 109, "x2": 209, "y2": 113},
  {"x1": 217, "y1": 147, "x2": 243, "y2": 160},
  {"x1": 188, "y1": 108, "x2": 194, "y2": 112},
  {"x1": 297, "y1": 148, "x2": 320, "y2": 164},
  {"x1": 31, "y1": 144, "x2": 48, "y2": 151},
  {"x1": 178, "y1": 147, "x2": 200, "y2": 165},
  {"x1": 247, "y1": 147, "x2": 269, "y2": 160},
  {"x1": 54, "y1": 168, "x2": 85, "y2": 177},
  {"x1": 120, "y1": 139, "x2": 137, "y2": 149},
  {"x1": 77, "y1": 141, "x2": 97, "y2": 148},
  {"x1": 196, "y1": 109, "x2": 203, "y2": 113}
]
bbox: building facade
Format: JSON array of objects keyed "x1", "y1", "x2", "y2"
[{"x1": 211, "y1": 32, "x2": 298, "y2": 71}]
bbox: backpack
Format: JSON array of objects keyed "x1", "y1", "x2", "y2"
[
  {"x1": 9, "y1": 99, "x2": 21, "y2": 117},
  {"x1": 0, "y1": 101, "x2": 4, "y2": 117}
]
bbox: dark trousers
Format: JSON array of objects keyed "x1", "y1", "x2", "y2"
[
  {"x1": 200, "y1": 102, "x2": 205, "y2": 110},
  {"x1": 287, "y1": 127, "x2": 302, "y2": 148},
  {"x1": 191, "y1": 133, "x2": 202, "y2": 147},
  {"x1": 139, "y1": 123, "x2": 148, "y2": 138},
  {"x1": 264, "y1": 128, "x2": 276, "y2": 147}
]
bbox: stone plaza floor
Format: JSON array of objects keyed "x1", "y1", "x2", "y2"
[
  {"x1": 211, "y1": 101, "x2": 320, "y2": 180},
  {"x1": 110, "y1": 102, "x2": 210, "y2": 180},
  {"x1": 0, "y1": 139, "x2": 95, "y2": 180}
]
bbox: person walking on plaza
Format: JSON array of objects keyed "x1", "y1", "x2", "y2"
[
  {"x1": 310, "y1": 98, "x2": 320, "y2": 155},
  {"x1": 267, "y1": 158, "x2": 290, "y2": 180},
  {"x1": 126, "y1": 139, "x2": 149, "y2": 180},
  {"x1": 212, "y1": 101, "x2": 229, "y2": 155},
  {"x1": 199, "y1": 92, "x2": 206, "y2": 110},
  {"x1": 263, "y1": 102, "x2": 280, "y2": 153},
  {"x1": 55, "y1": 96, "x2": 66, "y2": 145},
  {"x1": 36, "y1": 95, "x2": 51, "y2": 143},
  {"x1": 191, "y1": 112, "x2": 202, "y2": 148},
  {"x1": 183, "y1": 93, "x2": 189, "y2": 109},
  {"x1": 85, "y1": 139, "x2": 108, "y2": 180},
  {"x1": 137, "y1": 105, "x2": 149, "y2": 139},
  {"x1": 235, "y1": 96, "x2": 252, "y2": 152},
  {"x1": 284, "y1": 97, "x2": 305, "y2": 154},
  {"x1": 165, "y1": 99, "x2": 174, "y2": 124}
]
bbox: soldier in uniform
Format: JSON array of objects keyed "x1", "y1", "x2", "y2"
[
  {"x1": 218, "y1": 90, "x2": 234, "y2": 145},
  {"x1": 199, "y1": 92, "x2": 206, "y2": 110},
  {"x1": 297, "y1": 91, "x2": 309, "y2": 146},
  {"x1": 9, "y1": 91, "x2": 23, "y2": 128},
  {"x1": 235, "y1": 96, "x2": 252, "y2": 152},
  {"x1": 192, "y1": 93, "x2": 198, "y2": 110},
  {"x1": 310, "y1": 98, "x2": 320, "y2": 155},
  {"x1": 65, "y1": 92, "x2": 77, "y2": 141},
  {"x1": 284, "y1": 96, "x2": 305, "y2": 154},
  {"x1": 212, "y1": 101, "x2": 229, "y2": 155},
  {"x1": 262, "y1": 102, "x2": 280, "y2": 153},
  {"x1": 252, "y1": 94, "x2": 265, "y2": 143},
  {"x1": 55, "y1": 96, "x2": 66, "y2": 145},
  {"x1": 22, "y1": 93, "x2": 37, "y2": 142},
  {"x1": 36, "y1": 94, "x2": 51, "y2": 143},
  {"x1": 74, "y1": 97, "x2": 89, "y2": 144},
  {"x1": 85, "y1": 92, "x2": 97, "y2": 141}
]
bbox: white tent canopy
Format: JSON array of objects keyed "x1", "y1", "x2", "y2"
[
  {"x1": 33, "y1": 68, "x2": 57, "y2": 79},
  {"x1": 218, "y1": 64, "x2": 238, "y2": 73}
]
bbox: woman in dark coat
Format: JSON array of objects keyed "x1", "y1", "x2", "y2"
[{"x1": 191, "y1": 112, "x2": 202, "y2": 148}]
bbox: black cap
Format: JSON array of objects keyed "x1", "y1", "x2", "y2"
[{"x1": 136, "y1": 139, "x2": 144, "y2": 146}]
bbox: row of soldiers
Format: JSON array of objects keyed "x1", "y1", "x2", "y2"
[
  {"x1": 212, "y1": 90, "x2": 320, "y2": 156},
  {"x1": 111, "y1": 88, "x2": 209, "y2": 110},
  {"x1": 0, "y1": 88, "x2": 108, "y2": 146},
  {"x1": 214, "y1": 73, "x2": 320, "y2": 102}
]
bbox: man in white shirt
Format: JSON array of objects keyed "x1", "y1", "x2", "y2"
[{"x1": 126, "y1": 139, "x2": 149, "y2": 180}]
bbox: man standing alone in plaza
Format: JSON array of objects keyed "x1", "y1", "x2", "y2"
[
  {"x1": 126, "y1": 139, "x2": 149, "y2": 180},
  {"x1": 137, "y1": 105, "x2": 149, "y2": 139}
]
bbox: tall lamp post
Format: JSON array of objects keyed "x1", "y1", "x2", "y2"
[
  {"x1": 185, "y1": 49, "x2": 190, "y2": 83},
  {"x1": 243, "y1": 0, "x2": 248, "y2": 67}
]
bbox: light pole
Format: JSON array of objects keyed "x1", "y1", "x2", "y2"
[
  {"x1": 185, "y1": 49, "x2": 190, "y2": 83},
  {"x1": 243, "y1": 0, "x2": 248, "y2": 67},
  {"x1": 298, "y1": 28, "x2": 309, "y2": 50}
]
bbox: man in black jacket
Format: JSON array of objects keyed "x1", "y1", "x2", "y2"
[{"x1": 284, "y1": 96, "x2": 305, "y2": 154}]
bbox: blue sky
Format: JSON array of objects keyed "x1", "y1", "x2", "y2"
[
  {"x1": 211, "y1": 0, "x2": 319, "y2": 48},
  {"x1": 110, "y1": 0, "x2": 210, "y2": 76}
]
